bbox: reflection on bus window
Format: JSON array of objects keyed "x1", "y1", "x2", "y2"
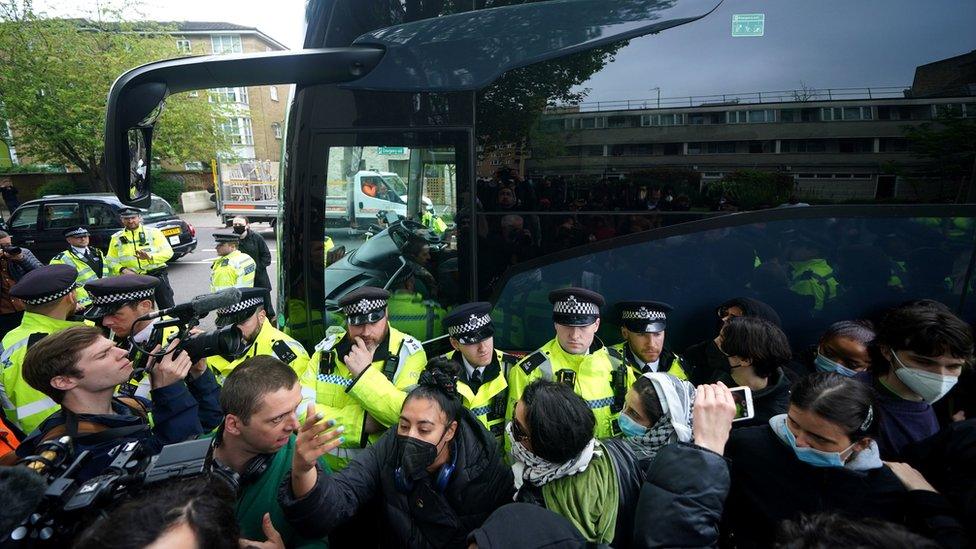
[{"x1": 322, "y1": 145, "x2": 459, "y2": 342}]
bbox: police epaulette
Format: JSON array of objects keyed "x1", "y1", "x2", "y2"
[
  {"x1": 401, "y1": 336, "x2": 423, "y2": 356},
  {"x1": 519, "y1": 351, "x2": 548, "y2": 375},
  {"x1": 314, "y1": 334, "x2": 338, "y2": 353}
]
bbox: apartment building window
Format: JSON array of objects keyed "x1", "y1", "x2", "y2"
[
  {"x1": 879, "y1": 137, "x2": 909, "y2": 152},
  {"x1": 270, "y1": 86, "x2": 279, "y2": 102},
  {"x1": 748, "y1": 140, "x2": 775, "y2": 153},
  {"x1": 566, "y1": 117, "x2": 606, "y2": 130},
  {"x1": 211, "y1": 34, "x2": 243, "y2": 54},
  {"x1": 838, "y1": 138, "x2": 874, "y2": 153},
  {"x1": 176, "y1": 39, "x2": 191, "y2": 54},
  {"x1": 934, "y1": 103, "x2": 976, "y2": 118},
  {"x1": 781, "y1": 139, "x2": 827, "y2": 153},
  {"x1": 688, "y1": 112, "x2": 725, "y2": 124},
  {"x1": 221, "y1": 117, "x2": 254, "y2": 145},
  {"x1": 210, "y1": 87, "x2": 249, "y2": 104},
  {"x1": 821, "y1": 106, "x2": 873, "y2": 121},
  {"x1": 662, "y1": 143, "x2": 682, "y2": 155},
  {"x1": 727, "y1": 109, "x2": 775, "y2": 124},
  {"x1": 272, "y1": 122, "x2": 282, "y2": 139},
  {"x1": 641, "y1": 113, "x2": 684, "y2": 126},
  {"x1": 607, "y1": 115, "x2": 640, "y2": 128}
]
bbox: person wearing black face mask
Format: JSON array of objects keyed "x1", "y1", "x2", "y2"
[
  {"x1": 232, "y1": 216, "x2": 275, "y2": 318},
  {"x1": 280, "y1": 357, "x2": 514, "y2": 548}
]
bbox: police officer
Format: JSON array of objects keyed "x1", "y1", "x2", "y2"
[
  {"x1": 0, "y1": 265, "x2": 84, "y2": 433},
  {"x1": 210, "y1": 233, "x2": 256, "y2": 293},
  {"x1": 83, "y1": 274, "x2": 175, "y2": 398},
  {"x1": 611, "y1": 300, "x2": 688, "y2": 380},
  {"x1": 442, "y1": 302, "x2": 518, "y2": 441},
  {"x1": 387, "y1": 268, "x2": 447, "y2": 341},
  {"x1": 106, "y1": 207, "x2": 175, "y2": 308},
  {"x1": 506, "y1": 287, "x2": 632, "y2": 439},
  {"x1": 207, "y1": 287, "x2": 308, "y2": 384},
  {"x1": 50, "y1": 227, "x2": 108, "y2": 310},
  {"x1": 295, "y1": 287, "x2": 427, "y2": 470}
]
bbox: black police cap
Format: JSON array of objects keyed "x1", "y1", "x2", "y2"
[
  {"x1": 83, "y1": 274, "x2": 159, "y2": 319},
  {"x1": 213, "y1": 232, "x2": 242, "y2": 243},
  {"x1": 339, "y1": 287, "x2": 390, "y2": 326},
  {"x1": 444, "y1": 302, "x2": 494, "y2": 344},
  {"x1": 118, "y1": 207, "x2": 143, "y2": 217},
  {"x1": 616, "y1": 300, "x2": 672, "y2": 333},
  {"x1": 549, "y1": 287, "x2": 604, "y2": 327},
  {"x1": 216, "y1": 287, "x2": 270, "y2": 327},
  {"x1": 10, "y1": 264, "x2": 79, "y2": 306},
  {"x1": 63, "y1": 226, "x2": 89, "y2": 238}
]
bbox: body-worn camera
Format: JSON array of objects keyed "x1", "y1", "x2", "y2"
[{"x1": 2, "y1": 245, "x2": 22, "y2": 255}]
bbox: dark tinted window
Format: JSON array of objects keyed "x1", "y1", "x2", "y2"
[
  {"x1": 491, "y1": 208, "x2": 976, "y2": 352},
  {"x1": 9, "y1": 205, "x2": 39, "y2": 230}
]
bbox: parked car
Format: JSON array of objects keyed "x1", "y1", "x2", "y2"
[{"x1": 2, "y1": 193, "x2": 197, "y2": 263}]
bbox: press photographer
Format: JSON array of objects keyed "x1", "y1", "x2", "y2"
[
  {"x1": 0, "y1": 230, "x2": 42, "y2": 338},
  {"x1": 15, "y1": 324, "x2": 220, "y2": 482}
]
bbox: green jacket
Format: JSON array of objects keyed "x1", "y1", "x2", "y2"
[
  {"x1": 0, "y1": 312, "x2": 84, "y2": 433},
  {"x1": 236, "y1": 435, "x2": 329, "y2": 548}
]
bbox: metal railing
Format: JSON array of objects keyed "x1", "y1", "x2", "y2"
[{"x1": 547, "y1": 86, "x2": 910, "y2": 113}]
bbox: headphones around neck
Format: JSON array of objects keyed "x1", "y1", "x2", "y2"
[
  {"x1": 207, "y1": 428, "x2": 274, "y2": 495},
  {"x1": 394, "y1": 440, "x2": 457, "y2": 494}
]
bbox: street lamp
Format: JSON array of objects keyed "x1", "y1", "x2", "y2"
[{"x1": 649, "y1": 87, "x2": 661, "y2": 108}]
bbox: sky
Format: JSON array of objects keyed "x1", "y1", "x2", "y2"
[
  {"x1": 34, "y1": 0, "x2": 308, "y2": 49},
  {"x1": 29, "y1": 0, "x2": 976, "y2": 103}
]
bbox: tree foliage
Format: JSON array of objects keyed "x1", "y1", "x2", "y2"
[
  {"x1": 0, "y1": 0, "x2": 232, "y2": 190},
  {"x1": 897, "y1": 106, "x2": 976, "y2": 202},
  {"x1": 706, "y1": 169, "x2": 795, "y2": 210}
]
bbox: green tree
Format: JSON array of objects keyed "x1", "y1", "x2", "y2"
[
  {"x1": 707, "y1": 169, "x2": 795, "y2": 210},
  {"x1": 896, "y1": 106, "x2": 976, "y2": 202},
  {"x1": 0, "y1": 1, "x2": 232, "y2": 191}
]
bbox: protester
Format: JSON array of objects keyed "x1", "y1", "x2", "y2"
[
  {"x1": 0, "y1": 229, "x2": 42, "y2": 338},
  {"x1": 722, "y1": 373, "x2": 906, "y2": 547},
  {"x1": 718, "y1": 316, "x2": 794, "y2": 428},
  {"x1": 232, "y1": 216, "x2": 275, "y2": 317},
  {"x1": 209, "y1": 355, "x2": 328, "y2": 548},
  {"x1": 809, "y1": 319, "x2": 875, "y2": 377},
  {"x1": 683, "y1": 296, "x2": 782, "y2": 385},
  {"x1": 467, "y1": 503, "x2": 586, "y2": 549},
  {"x1": 510, "y1": 380, "x2": 643, "y2": 546},
  {"x1": 858, "y1": 302, "x2": 972, "y2": 459},
  {"x1": 618, "y1": 372, "x2": 695, "y2": 468},
  {"x1": 280, "y1": 357, "x2": 513, "y2": 547},
  {"x1": 73, "y1": 478, "x2": 241, "y2": 549}
]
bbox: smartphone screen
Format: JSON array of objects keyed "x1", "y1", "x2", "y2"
[{"x1": 729, "y1": 386, "x2": 754, "y2": 422}]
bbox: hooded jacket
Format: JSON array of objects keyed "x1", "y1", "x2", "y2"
[{"x1": 279, "y1": 408, "x2": 514, "y2": 548}]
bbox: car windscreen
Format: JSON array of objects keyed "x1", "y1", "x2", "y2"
[{"x1": 144, "y1": 197, "x2": 175, "y2": 221}]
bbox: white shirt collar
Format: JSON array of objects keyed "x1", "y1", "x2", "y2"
[
  {"x1": 70, "y1": 246, "x2": 88, "y2": 255},
  {"x1": 460, "y1": 354, "x2": 486, "y2": 380},
  {"x1": 131, "y1": 318, "x2": 159, "y2": 344}
]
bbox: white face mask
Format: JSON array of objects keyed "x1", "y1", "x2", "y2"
[{"x1": 891, "y1": 351, "x2": 958, "y2": 404}]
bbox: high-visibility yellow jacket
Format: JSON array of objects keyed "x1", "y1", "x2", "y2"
[
  {"x1": 295, "y1": 327, "x2": 427, "y2": 470},
  {"x1": 207, "y1": 319, "x2": 309, "y2": 385},
  {"x1": 0, "y1": 313, "x2": 85, "y2": 432},
  {"x1": 507, "y1": 337, "x2": 633, "y2": 442},
  {"x1": 106, "y1": 226, "x2": 173, "y2": 275},
  {"x1": 49, "y1": 247, "x2": 108, "y2": 308},
  {"x1": 443, "y1": 349, "x2": 519, "y2": 443},
  {"x1": 609, "y1": 343, "x2": 688, "y2": 381},
  {"x1": 210, "y1": 250, "x2": 256, "y2": 292},
  {"x1": 387, "y1": 290, "x2": 447, "y2": 342}
]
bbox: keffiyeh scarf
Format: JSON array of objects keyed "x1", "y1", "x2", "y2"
[{"x1": 508, "y1": 422, "x2": 599, "y2": 490}]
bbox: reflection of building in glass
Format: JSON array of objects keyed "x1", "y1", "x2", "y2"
[{"x1": 528, "y1": 52, "x2": 976, "y2": 202}]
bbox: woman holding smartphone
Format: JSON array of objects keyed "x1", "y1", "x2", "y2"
[{"x1": 721, "y1": 373, "x2": 907, "y2": 548}]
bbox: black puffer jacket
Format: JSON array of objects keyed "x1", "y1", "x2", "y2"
[
  {"x1": 722, "y1": 425, "x2": 908, "y2": 548},
  {"x1": 279, "y1": 409, "x2": 514, "y2": 548},
  {"x1": 633, "y1": 442, "x2": 729, "y2": 548}
]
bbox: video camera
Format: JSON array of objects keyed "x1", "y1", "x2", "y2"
[
  {"x1": 126, "y1": 288, "x2": 252, "y2": 379},
  {"x1": 2, "y1": 436, "x2": 213, "y2": 547}
]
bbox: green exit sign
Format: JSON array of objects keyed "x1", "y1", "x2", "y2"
[
  {"x1": 732, "y1": 13, "x2": 764, "y2": 37},
  {"x1": 377, "y1": 147, "x2": 405, "y2": 155}
]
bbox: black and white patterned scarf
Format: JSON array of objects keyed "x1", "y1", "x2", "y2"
[{"x1": 507, "y1": 422, "x2": 599, "y2": 490}]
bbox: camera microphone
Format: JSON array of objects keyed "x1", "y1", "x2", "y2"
[
  {"x1": 0, "y1": 466, "x2": 48, "y2": 539},
  {"x1": 139, "y1": 288, "x2": 242, "y2": 321}
]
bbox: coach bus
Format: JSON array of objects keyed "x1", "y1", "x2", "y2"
[{"x1": 102, "y1": 0, "x2": 976, "y2": 358}]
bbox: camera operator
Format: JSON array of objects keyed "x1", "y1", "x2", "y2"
[
  {"x1": 209, "y1": 355, "x2": 330, "y2": 548},
  {"x1": 1, "y1": 265, "x2": 85, "y2": 434},
  {"x1": 15, "y1": 325, "x2": 220, "y2": 482},
  {"x1": 0, "y1": 230, "x2": 42, "y2": 339},
  {"x1": 207, "y1": 287, "x2": 308, "y2": 385},
  {"x1": 82, "y1": 275, "x2": 221, "y2": 428}
]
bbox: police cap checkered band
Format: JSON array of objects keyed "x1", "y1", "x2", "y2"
[
  {"x1": 621, "y1": 307, "x2": 667, "y2": 321},
  {"x1": 217, "y1": 297, "x2": 265, "y2": 316},
  {"x1": 21, "y1": 282, "x2": 79, "y2": 305},
  {"x1": 342, "y1": 298, "x2": 387, "y2": 316},
  {"x1": 63, "y1": 227, "x2": 89, "y2": 237},
  {"x1": 448, "y1": 313, "x2": 492, "y2": 337},
  {"x1": 553, "y1": 296, "x2": 600, "y2": 316},
  {"x1": 90, "y1": 288, "x2": 155, "y2": 305}
]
